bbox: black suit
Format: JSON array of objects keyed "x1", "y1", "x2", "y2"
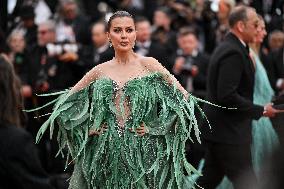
[
  {"x1": 79, "y1": 44, "x2": 114, "y2": 73},
  {"x1": 172, "y1": 51, "x2": 209, "y2": 98},
  {"x1": 134, "y1": 40, "x2": 173, "y2": 71},
  {"x1": 0, "y1": 122, "x2": 54, "y2": 189},
  {"x1": 72, "y1": 15, "x2": 91, "y2": 45},
  {"x1": 197, "y1": 33, "x2": 263, "y2": 189}
]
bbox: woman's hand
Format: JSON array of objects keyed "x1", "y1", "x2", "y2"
[
  {"x1": 129, "y1": 123, "x2": 148, "y2": 136},
  {"x1": 89, "y1": 123, "x2": 108, "y2": 136}
]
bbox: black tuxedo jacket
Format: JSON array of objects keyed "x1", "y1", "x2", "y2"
[
  {"x1": 201, "y1": 33, "x2": 263, "y2": 144},
  {"x1": 134, "y1": 40, "x2": 173, "y2": 71},
  {"x1": 79, "y1": 45, "x2": 114, "y2": 73}
]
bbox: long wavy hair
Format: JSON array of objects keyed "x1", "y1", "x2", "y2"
[{"x1": 0, "y1": 55, "x2": 23, "y2": 127}]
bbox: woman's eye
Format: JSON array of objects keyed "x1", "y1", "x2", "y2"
[
  {"x1": 113, "y1": 29, "x2": 121, "y2": 33},
  {"x1": 126, "y1": 29, "x2": 133, "y2": 33}
]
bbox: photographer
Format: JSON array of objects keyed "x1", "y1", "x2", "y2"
[
  {"x1": 172, "y1": 27, "x2": 209, "y2": 98},
  {"x1": 25, "y1": 20, "x2": 78, "y2": 186},
  {"x1": 152, "y1": 7, "x2": 177, "y2": 55},
  {"x1": 172, "y1": 27, "x2": 210, "y2": 169},
  {"x1": 28, "y1": 20, "x2": 80, "y2": 95}
]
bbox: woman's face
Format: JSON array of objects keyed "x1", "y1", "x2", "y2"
[
  {"x1": 9, "y1": 34, "x2": 25, "y2": 53},
  {"x1": 107, "y1": 17, "x2": 136, "y2": 52},
  {"x1": 254, "y1": 20, "x2": 267, "y2": 44}
]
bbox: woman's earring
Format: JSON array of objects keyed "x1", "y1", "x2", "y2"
[{"x1": 109, "y1": 41, "x2": 112, "y2": 47}]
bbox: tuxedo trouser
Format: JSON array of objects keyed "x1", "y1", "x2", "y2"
[{"x1": 196, "y1": 142, "x2": 257, "y2": 189}]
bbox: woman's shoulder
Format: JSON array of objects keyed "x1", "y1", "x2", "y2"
[
  {"x1": 71, "y1": 60, "x2": 113, "y2": 92},
  {"x1": 139, "y1": 56, "x2": 163, "y2": 72},
  {"x1": 139, "y1": 56, "x2": 158, "y2": 64},
  {"x1": 89, "y1": 60, "x2": 113, "y2": 76}
]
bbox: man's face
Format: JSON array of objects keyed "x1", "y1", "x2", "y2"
[
  {"x1": 63, "y1": 3, "x2": 77, "y2": 21},
  {"x1": 218, "y1": 1, "x2": 230, "y2": 22},
  {"x1": 37, "y1": 25, "x2": 55, "y2": 46},
  {"x1": 178, "y1": 34, "x2": 198, "y2": 55},
  {"x1": 242, "y1": 9, "x2": 259, "y2": 43},
  {"x1": 22, "y1": 18, "x2": 34, "y2": 28},
  {"x1": 136, "y1": 21, "x2": 151, "y2": 43},
  {"x1": 92, "y1": 24, "x2": 108, "y2": 47},
  {"x1": 153, "y1": 10, "x2": 170, "y2": 28}
]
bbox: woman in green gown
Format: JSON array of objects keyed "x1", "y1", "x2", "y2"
[{"x1": 34, "y1": 11, "x2": 203, "y2": 189}]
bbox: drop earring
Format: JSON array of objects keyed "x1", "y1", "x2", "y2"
[{"x1": 108, "y1": 38, "x2": 112, "y2": 47}]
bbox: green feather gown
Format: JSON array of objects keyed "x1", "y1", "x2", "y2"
[{"x1": 34, "y1": 72, "x2": 204, "y2": 189}]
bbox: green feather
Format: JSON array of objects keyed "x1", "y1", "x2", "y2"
[{"x1": 31, "y1": 72, "x2": 210, "y2": 189}]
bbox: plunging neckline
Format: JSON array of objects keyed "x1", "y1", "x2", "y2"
[{"x1": 100, "y1": 71, "x2": 161, "y2": 89}]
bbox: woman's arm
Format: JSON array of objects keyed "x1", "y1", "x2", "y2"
[
  {"x1": 71, "y1": 64, "x2": 103, "y2": 93},
  {"x1": 141, "y1": 57, "x2": 189, "y2": 98}
]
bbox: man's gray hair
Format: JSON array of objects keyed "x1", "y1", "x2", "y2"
[
  {"x1": 38, "y1": 20, "x2": 56, "y2": 32},
  {"x1": 228, "y1": 6, "x2": 255, "y2": 28}
]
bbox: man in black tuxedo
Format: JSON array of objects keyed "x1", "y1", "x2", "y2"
[
  {"x1": 79, "y1": 22, "x2": 114, "y2": 73},
  {"x1": 172, "y1": 27, "x2": 209, "y2": 98},
  {"x1": 134, "y1": 17, "x2": 172, "y2": 71},
  {"x1": 197, "y1": 6, "x2": 277, "y2": 189},
  {"x1": 56, "y1": 1, "x2": 91, "y2": 45}
]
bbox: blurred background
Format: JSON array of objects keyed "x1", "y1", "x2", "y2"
[{"x1": 1, "y1": 0, "x2": 284, "y2": 188}]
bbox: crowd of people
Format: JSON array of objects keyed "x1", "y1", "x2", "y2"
[{"x1": 1, "y1": 0, "x2": 284, "y2": 189}]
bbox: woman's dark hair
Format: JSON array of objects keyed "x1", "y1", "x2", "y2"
[
  {"x1": 107, "y1": 11, "x2": 134, "y2": 31},
  {"x1": 0, "y1": 55, "x2": 23, "y2": 127},
  {"x1": 0, "y1": 28, "x2": 8, "y2": 53}
]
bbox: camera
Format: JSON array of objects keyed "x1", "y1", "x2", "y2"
[
  {"x1": 181, "y1": 56, "x2": 194, "y2": 74},
  {"x1": 46, "y1": 43, "x2": 79, "y2": 57}
]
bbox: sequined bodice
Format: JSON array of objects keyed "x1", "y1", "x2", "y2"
[{"x1": 91, "y1": 72, "x2": 162, "y2": 130}]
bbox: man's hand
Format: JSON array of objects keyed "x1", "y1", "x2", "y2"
[
  {"x1": 58, "y1": 52, "x2": 78, "y2": 62},
  {"x1": 263, "y1": 103, "x2": 277, "y2": 117},
  {"x1": 21, "y1": 85, "x2": 32, "y2": 98},
  {"x1": 39, "y1": 81, "x2": 50, "y2": 92},
  {"x1": 191, "y1": 65, "x2": 199, "y2": 77},
  {"x1": 173, "y1": 57, "x2": 185, "y2": 74}
]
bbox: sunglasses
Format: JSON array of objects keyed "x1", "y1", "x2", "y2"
[{"x1": 38, "y1": 29, "x2": 51, "y2": 35}]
